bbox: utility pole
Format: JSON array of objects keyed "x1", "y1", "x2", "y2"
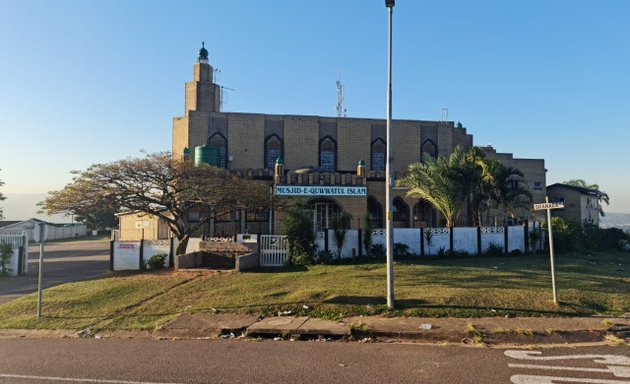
[{"x1": 385, "y1": 0, "x2": 395, "y2": 310}]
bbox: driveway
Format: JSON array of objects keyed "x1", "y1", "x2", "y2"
[{"x1": 0, "y1": 240, "x2": 110, "y2": 305}]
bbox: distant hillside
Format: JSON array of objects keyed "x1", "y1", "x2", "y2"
[
  {"x1": 600, "y1": 212, "x2": 630, "y2": 232},
  {"x1": 1, "y1": 193, "x2": 68, "y2": 223}
]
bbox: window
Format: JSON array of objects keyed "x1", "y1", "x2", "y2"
[
  {"x1": 309, "y1": 199, "x2": 340, "y2": 232},
  {"x1": 367, "y1": 197, "x2": 384, "y2": 229},
  {"x1": 208, "y1": 133, "x2": 228, "y2": 168},
  {"x1": 371, "y1": 138, "x2": 386, "y2": 171},
  {"x1": 393, "y1": 197, "x2": 409, "y2": 225},
  {"x1": 246, "y1": 209, "x2": 269, "y2": 222},
  {"x1": 413, "y1": 200, "x2": 435, "y2": 227},
  {"x1": 421, "y1": 139, "x2": 438, "y2": 161},
  {"x1": 264, "y1": 134, "x2": 283, "y2": 170},
  {"x1": 319, "y1": 136, "x2": 336, "y2": 172}
]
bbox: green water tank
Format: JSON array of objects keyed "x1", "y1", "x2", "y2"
[{"x1": 194, "y1": 145, "x2": 220, "y2": 167}]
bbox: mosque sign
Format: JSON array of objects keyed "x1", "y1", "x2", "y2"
[{"x1": 276, "y1": 186, "x2": 367, "y2": 197}]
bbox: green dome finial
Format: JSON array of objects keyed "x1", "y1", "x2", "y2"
[
  {"x1": 198, "y1": 41, "x2": 209, "y2": 63},
  {"x1": 456, "y1": 121, "x2": 463, "y2": 128},
  {"x1": 275, "y1": 157, "x2": 284, "y2": 166}
]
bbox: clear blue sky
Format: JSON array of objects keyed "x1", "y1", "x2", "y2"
[{"x1": 1, "y1": 0, "x2": 629, "y2": 216}]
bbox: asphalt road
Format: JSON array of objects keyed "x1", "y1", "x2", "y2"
[
  {"x1": 0, "y1": 339, "x2": 628, "y2": 383},
  {"x1": 0, "y1": 240, "x2": 110, "y2": 305}
]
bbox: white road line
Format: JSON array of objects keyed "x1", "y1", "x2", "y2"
[
  {"x1": 505, "y1": 351, "x2": 630, "y2": 366},
  {"x1": 510, "y1": 374, "x2": 630, "y2": 384},
  {"x1": 0, "y1": 374, "x2": 185, "y2": 384},
  {"x1": 508, "y1": 363, "x2": 630, "y2": 378}
]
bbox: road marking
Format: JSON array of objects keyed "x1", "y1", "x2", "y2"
[
  {"x1": 510, "y1": 374, "x2": 630, "y2": 384},
  {"x1": 0, "y1": 374, "x2": 184, "y2": 384},
  {"x1": 505, "y1": 351, "x2": 630, "y2": 366},
  {"x1": 508, "y1": 364, "x2": 630, "y2": 378}
]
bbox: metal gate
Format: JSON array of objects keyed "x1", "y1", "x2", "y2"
[{"x1": 260, "y1": 235, "x2": 290, "y2": 267}]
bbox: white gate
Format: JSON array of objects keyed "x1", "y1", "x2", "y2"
[{"x1": 260, "y1": 235, "x2": 290, "y2": 267}]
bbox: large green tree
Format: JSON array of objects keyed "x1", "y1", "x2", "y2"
[
  {"x1": 563, "y1": 179, "x2": 610, "y2": 217},
  {"x1": 40, "y1": 153, "x2": 271, "y2": 254},
  {"x1": 399, "y1": 147, "x2": 470, "y2": 228},
  {"x1": 39, "y1": 171, "x2": 118, "y2": 230},
  {"x1": 400, "y1": 146, "x2": 532, "y2": 228},
  {"x1": 487, "y1": 160, "x2": 532, "y2": 223}
]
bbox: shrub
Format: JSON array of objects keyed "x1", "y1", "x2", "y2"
[
  {"x1": 370, "y1": 243, "x2": 386, "y2": 258},
  {"x1": 314, "y1": 249, "x2": 334, "y2": 265},
  {"x1": 394, "y1": 242, "x2": 410, "y2": 258},
  {"x1": 284, "y1": 200, "x2": 315, "y2": 265},
  {"x1": 485, "y1": 243, "x2": 504, "y2": 257},
  {"x1": 146, "y1": 253, "x2": 167, "y2": 270}
]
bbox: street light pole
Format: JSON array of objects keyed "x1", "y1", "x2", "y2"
[{"x1": 385, "y1": 0, "x2": 395, "y2": 310}]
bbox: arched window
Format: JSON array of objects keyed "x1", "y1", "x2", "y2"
[
  {"x1": 421, "y1": 139, "x2": 438, "y2": 162},
  {"x1": 367, "y1": 197, "x2": 384, "y2": 229},
  {"x1": 309, "y1": 198, "x2": 340, "y2": 232},
  {"x1": 393, "y1": 197, "x2": 409, "y2": 225},
  {"x1": 413, "y1": 200, "x2": 436, "y2": 227},
  {"x1": 264, "y1": 134, "x2": 283, "y2": 170},
  {"x1": 208, "y1": 132, "x2": 228, "y2": 168},
  {"x1": 370, "y1": 138, "x2": 386, "y2": 171},
  {"x1": 319, "y1": 136, "x2": 337, "y2": 173}
]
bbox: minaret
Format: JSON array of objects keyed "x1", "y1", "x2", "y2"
[{"x1": 184, "y1": 42, "x2": 221, "y2": 114}]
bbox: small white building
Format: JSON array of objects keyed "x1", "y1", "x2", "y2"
[{"x1": 0, "y1": 218, "x2": 87, "y2": 241}]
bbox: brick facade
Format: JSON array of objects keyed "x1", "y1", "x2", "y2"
[{"x1": 172, "y1": 50, "x2": 546, "y2": 235}]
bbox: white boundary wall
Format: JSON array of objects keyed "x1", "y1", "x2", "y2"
[{"x1": 315, "y1": 224, "x2": 541, "y2": 258}]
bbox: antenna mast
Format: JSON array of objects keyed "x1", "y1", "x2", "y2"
[{"x1": 336, "y1": 70, "x2": 346, "y2": 117}]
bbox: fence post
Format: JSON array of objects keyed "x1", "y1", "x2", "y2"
[
  {"x1": 449, "y1": 227, "x2": 454, "y2": 257},
  {"x1": 324, "y1": 229, "x2": 329, "y2": 254},
  {"x1": 504, "y1": 224, "x2": 509, "y2": 255},
  {"x1": 420, "y1": 227, "x2": 425, "y2": 257},
  {"x1": 168, "y1": 237, "x2": 174, "y2": 268},
  {"x1": 17, "y1": 245, "x2": 24, "y2": 276},
  {"x1": 524, "y1": 220, "x2": 529, "y2": 254},
  {"x1": 109, "y1": 240, "x2": 114, "y2": 271},
  {"x1": 139, "y1": 240, "x2": 145, "y2": 270},
  {"x1": 357, "y1": 228, "x2": 362, "y2": 258},
  {"x1": 477, "y1": 226, "x2": 482, "y2": 256}
]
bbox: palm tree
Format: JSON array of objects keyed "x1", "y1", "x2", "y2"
[
  {"x1": 487, "y1": 160, "x2": 532, "y2": 224},
  {"x1": 399, "y1": 147, "x2": 469, "y2": 228}
]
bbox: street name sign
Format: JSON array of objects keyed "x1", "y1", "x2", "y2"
[{"x1": 533, "y1": 202, "x2": 564, "y2": 211}]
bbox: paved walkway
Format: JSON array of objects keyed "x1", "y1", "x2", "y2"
[{"x1": 145, "y1": 313, "x2": 630, "y2": 345}]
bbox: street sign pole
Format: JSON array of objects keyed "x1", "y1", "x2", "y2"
[
  {"x1": 545, "y1": 197, "x2": 558, "y2": 304},
  {"x1": 36, "y1": 223, "x2": 45, "y2": 319},
  {"x1": 533, "y1": 197, "x2": 563, "y2": 305}
]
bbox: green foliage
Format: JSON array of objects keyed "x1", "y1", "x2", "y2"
[
  {"x1": 362, "y1": 212, "x2": 373, "y2": 256},
  {"x1": 314, "y1": 249, "x2": 334, "y2": 265},
  {"x1": 38, "y1": 153, "x2": 270, "y2": 255},
  {"x1": 370, "y1": 243, "x2": 386, "y2": 258},
  {"x1": 331, "y1": 211, "x2": 352, "y2": 258},
  {"x1": 394, "y1": 242, "x2": 410, "y2": 258},
  {"x1": 284, "y1": 200, "x2": 315, "y2": 266},
  {"x1": 547, "y1": 217, "x2": 629, "y2": 253},
  {"x1": 0, "y1": 243, "x2": 13, "y2": 277},
  {"x1": 145, "y1": 253, "x2": 167, "y2": 270},
  {"x1": 485, "y1": 243, "x2": 504, "y2": 257}
]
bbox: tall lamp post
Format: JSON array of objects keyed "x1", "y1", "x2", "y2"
[{"x1": 385, "y1": 0, "x2": 395, "y2": 310}]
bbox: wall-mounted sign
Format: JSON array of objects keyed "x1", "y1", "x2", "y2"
[{"x1": 276, "y1": 185, "x2": 367, "y2": 197}]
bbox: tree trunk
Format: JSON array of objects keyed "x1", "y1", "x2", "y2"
[{"x1": 175, "y1": 234, "x2": 190, "y2": 255}]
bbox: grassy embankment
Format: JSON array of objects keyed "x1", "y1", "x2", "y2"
[{"x1": 0, "y1": 251, "x2": 627, "y2": 332}]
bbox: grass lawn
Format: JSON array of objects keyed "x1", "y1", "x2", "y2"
[{"x1": 0, "y1": 251, "x2": 628, "y2": 332}]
